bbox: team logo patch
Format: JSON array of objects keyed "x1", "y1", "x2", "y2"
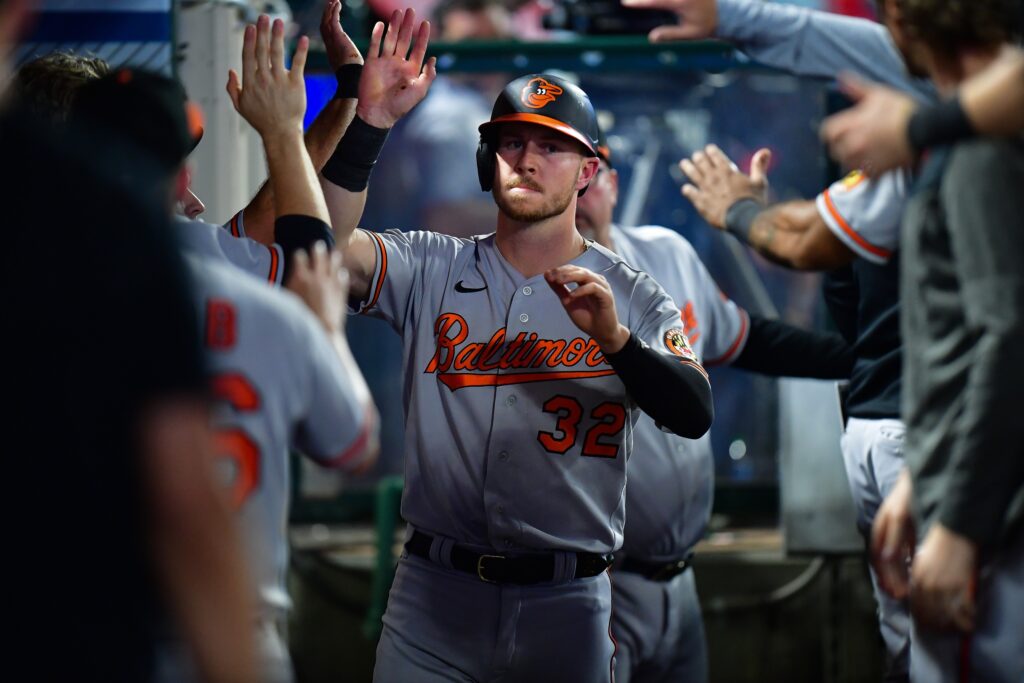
[
  {"x1": 664, "y1": 328, "x2": 697, "y2": 361},
  {"x1": 840, "y1": 170, "x2": 866, "y2": 191},
  {"x1": 520, "y1": 77, "x2": 563, "y2": 109}
]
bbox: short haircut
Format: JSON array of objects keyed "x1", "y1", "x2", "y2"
[
  {"x1": 14, "y1": 52, "x2": 110, "y2": 122},
  {"x1": 896, "y1": 0, "x2": 1020, "y2": 55}
]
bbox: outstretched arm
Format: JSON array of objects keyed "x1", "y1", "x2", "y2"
[
  {"x1": 237, "y1": 1, "x2": 361, "y2": 243},
  {"x1": 227, "y1": 16, "x2": 329, "y2": 225},
  {"x1": 621, "y1": 0, "x2": 932, "y2": 98},
  {"x1": 324, "y1": 7, "x2": 437, "y2": 302},
  {"x1": 679, "y1": 144, "x2": 856, "y2": 270}
]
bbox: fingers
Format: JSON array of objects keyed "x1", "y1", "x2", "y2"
[
  {"x1": 703, "y1": 144, "x2": 732, "y2": 169},
  {"x1": 291, "y1": 35, "x2": 309, "y2": 79},
  {"x1": 648, "y1": 25, "x2": 703, "y2": 43},
  {"x1": 837, "y1": 71, "x2": 870, "y2": 102},
  {"x1": 409, "y1": 19, "x2": 431, "y2": 71},
  {"x1": 395, "y1": 8, "x2": 417, "y2": 59},
  {"x1": 679, "y1": 158, "x2": 704, "y2": 185},
  {"x1": 255, "y1": 14, "x2": 271, "y2": 72},
  {"x1": 567, "y1": 282, "x2": 606, "y2": 301},
  {"x1": 681, "y1": 183, "x2": 699, "y2": 202},
  {"x1": 419, "y1": 55, "x2": 438, "y2": 87},
  {"x1": 382, "y1": 10, "x2": 401, "y2": 56},
  {"x1": 270, "y1": 18, "x2": 286, "y2": 74},
  {"x1": 226, "y1": 70, "x2": 242, "y2": 111},
  {"x1": 241, "y1": 23, "x2": 257, "y2": 84},
  {"x1": 544, "y1": 265, "x2": 606, "y2": 287},
  {"x1": 367, "y1": 21, "x2": 384, "y2": 59},
  {"x1": 749, "y1": 148, "x2": 772, "y2": 186}
]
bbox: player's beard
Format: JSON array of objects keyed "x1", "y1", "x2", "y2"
[{"x1": 493, "y1": 176, "x2": 577, "y2": 223}]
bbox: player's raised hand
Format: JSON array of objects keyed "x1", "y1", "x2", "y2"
[
  {"x1": 356, "y1": 8, "x2": 437, "y2": 129},
  {"x1": 226, "y1": 15, "x2": 309, "y2": 138},
  {"x1": 821, "y1": 75, "x2": 917, "y2": 178},
  {"x1": 285, "y1": 242, "x2": 349, "y2": 334},
  {"x1": 545, "y1": 265, "x2": 630, "y2": 354},
  {"x1": 870, "y1": 468, "x2": 915, "y2": 600},
  {"x1": 320, "y1": 0, "x2": 363, "y2": 70},
  {"x1": 620, "y1": 0, "x2": 718, "y2": 44},
  {"x1": 680, "y1": 144, "x2": 768, "y2": 230}
]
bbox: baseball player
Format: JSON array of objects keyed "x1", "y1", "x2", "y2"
[
  {"x1": 326, "y1": 69, "x2": 713, "y2": 681},
  {"x1": 577, "y1": 141, "x2": 854, "y2": 682},
  {"x1": 71, "y1": 21, "x2": 379, "y2": 682},
  {"x1": 629, "y1": 0, "x2": 937, "y2": 677}
]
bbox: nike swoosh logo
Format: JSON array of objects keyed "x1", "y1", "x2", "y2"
[{"x1": 454, "y1": 280, "x2": 487, "y2": 293}]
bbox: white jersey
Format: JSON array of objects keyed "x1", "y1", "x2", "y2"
[
  {"x1": 815, "y1": 169, "x2": 909, "y2": 265},
  {"x1": 611, "y1": 225, "x2": 749, "y2": 560},
  {"x1": 355, "y1": 229, "x2": 706, "y2": 555},
  {"x1": 175, "y1": 212, "x2": 284, "y2": 285},
  {"x1": 187, "y1": 255, "x2": 375, "y2": 617}
]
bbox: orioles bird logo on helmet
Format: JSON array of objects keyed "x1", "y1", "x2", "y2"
[{"x1": 520, "y1": 77, "x2": 563, "y2": 109}]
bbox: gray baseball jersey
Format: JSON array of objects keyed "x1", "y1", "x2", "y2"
[
  {"x1": 815, "y1": 169, "x2": 909, "y2": 265},
  {"x1": 175, "y1": 212, "x2": 284, "y2": 285},
  {"x1": 187, "y1": 254, "x2": 375, "y2": 617},
  {"x1": 355, "y1": 228, "x2": 706, "y2": 554},
  {"x1": 610, "y1": 224, "x2": 749, "y2": 561}
]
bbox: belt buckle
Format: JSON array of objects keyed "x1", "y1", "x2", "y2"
[
  {"x1": 651, "y1": 559, "x2": 688, "y2": 582},
  {"x1": 477, "y1": 554, "x2": 505, "y2": 583}
]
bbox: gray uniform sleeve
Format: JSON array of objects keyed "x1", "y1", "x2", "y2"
[
  {"x1": 290, "y1": 302, "x2": 376, "y2": 472},
  {"x1": 716, "y1": 0, "x2": 934, "y2": 102},
  {"x1": 814, "y1": 169, "x2": 908, "y2": 265},
  {"x1": 354, "y1": 229, "x2": 467, "y2": 334},
  {"x1": 938, "y1": 140, "x2": 1024, "y2": 547},
  {"x1": 631, "y1": 271, "x2": 709, "y2": 381}
]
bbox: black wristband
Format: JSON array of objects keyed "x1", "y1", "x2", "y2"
[
  {"x1": 274, "y1": 214, "x2": 335, "y2": 280},
  {"x1": 334, "y1": 63, "x2": 363, "y2": 99},
  {"x1": 321, "y1": 115, "x2": 389, "y2": 192},
  {"x1": 907, "y1": 96, "x2": 975, "y2": 154},
  {"x1": 724, "y1": 197, "x2": 762, "y2": 243}
]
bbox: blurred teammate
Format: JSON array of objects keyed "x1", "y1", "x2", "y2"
[
  {"x1": 864, "y1": 1, "x2": 1024, "y2": 681},
  {"x1": 69, "y1": 19, "x2": 379, "y2": 681},
  {"x1": 2, "y1": 0, "x2": 256, "y2": 680}
]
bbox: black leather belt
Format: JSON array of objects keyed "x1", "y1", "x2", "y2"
[
  {"x1": 406, "y1": 530, "x2": 612, "y2": 585},
  {"x1": 617, "y1": 554, "x2": 693, "y2": 582}
]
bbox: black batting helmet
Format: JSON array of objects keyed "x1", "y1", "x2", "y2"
[{"x1": 476, "y1": 73, "x2": 600, "y2": 193}]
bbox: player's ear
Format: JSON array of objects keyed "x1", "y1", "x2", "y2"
[{"x1": 576, "y1": 156, "x2": 600, "y2": 192}]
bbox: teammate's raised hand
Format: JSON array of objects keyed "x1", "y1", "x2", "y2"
[
  {"x1": 227, "y1": 15, "x2": 309, "y2": 138},
  {"x1": 321, "y1": 0, "x2": 363, "y2": 70},
  {"x1": 356, "y1": 8, "x2": 437, "y2": 129},
  {"x1": 545, "y1": 265, "x2": 630, "y2": 354},
  {"x1": 285, "y1": 242, "x2": 349, "y2": 334},
  {"x1": 680, "y1": 144, "x2": 769, "y2": 230},
  {"x1": 620, "y1": 0, "x2": 718, "y2": 44}
]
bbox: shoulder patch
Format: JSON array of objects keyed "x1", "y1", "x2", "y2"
[
  {"x1": 839, "y1": 170, "x2": 866, "y2": 191},
  {"x1": 664, "y1": 328, "x2": 697, "y2": 361}
]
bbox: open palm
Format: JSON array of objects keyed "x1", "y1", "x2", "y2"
[{"x1": 356, "y1": 8, "x2": 436, "y2": 129}]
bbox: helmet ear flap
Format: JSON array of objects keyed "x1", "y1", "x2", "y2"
[{"x1": 477, "y1": 133, "x2": 496, "y2": 192}]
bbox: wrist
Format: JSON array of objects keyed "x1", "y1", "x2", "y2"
[
  {"x1": 907, "y1": 96, "x2": 972, "y2": 154},
  {"x1": 334, "y1": 63, "x2": 363, "y2": 100},
  {"x1": 597, "y1": 324, "x2": 631, "y2": 355},
  {"x1": 355, "y1": 103, "x2": 394, "y2": 130},
  {"x1": 724, "y1": 197, "x2": 762, "y2": 242},
  {"x1": 259, "y1": 122, "x2": 305, "y2": 149}
]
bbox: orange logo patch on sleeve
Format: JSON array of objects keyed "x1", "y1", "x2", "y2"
[
  {"x1": 520, "y1": 77, "x2": 564, "y2": 109},
  {"x1": 664, "y1": 328, "x2": 697, "y2": 361}
]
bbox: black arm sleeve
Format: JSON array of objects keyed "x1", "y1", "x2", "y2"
[
  {"x1": 604, "y1": 333, "x2": 713, "y2": 439},
  {"x1": 731, "y1": 313, "x2": 855, "y2": 379},
  {"x1": 274, "y1": 214, "x2": 335, "y2": 280}
]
